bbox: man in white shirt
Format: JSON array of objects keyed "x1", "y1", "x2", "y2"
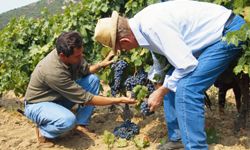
[{"x1": 94, "y1": 1, "x2": 245, "y2": 150}]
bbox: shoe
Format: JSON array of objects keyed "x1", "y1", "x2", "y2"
[
  {"x1": 157, "y1": 141, "x2": 184, "y2": 150},
  {"x1": 35, "y1": 127, "x2": 55, "y2": 148}
]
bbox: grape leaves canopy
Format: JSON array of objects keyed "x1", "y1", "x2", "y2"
[{"x1": 0, "y1": 0, "x2": 249, "y2": 96}]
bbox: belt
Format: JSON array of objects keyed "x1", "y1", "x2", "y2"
[{"x1": 224, "y1": 13, "x2": 235, "y2": 29}]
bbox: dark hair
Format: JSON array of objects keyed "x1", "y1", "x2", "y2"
[{"x1": 56, "y1": 31, "x2": 83, "y2": 57}]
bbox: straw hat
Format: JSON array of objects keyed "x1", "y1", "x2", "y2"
[{"x1": 94, "y1": 11, "x2": 119, "y2": 53}]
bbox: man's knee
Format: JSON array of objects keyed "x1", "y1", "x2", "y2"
[
  {"x1": 57, "y1": 114, "x2": 76, "y2": 131},
  {"x1": 76, "y1": 74, "x2": 100, "y2": 95},
  {"x1": 88, "y1": 74, "x2": 100, "y2": 85},
  {"x1": 78, "y1": 74, "x2": 100, "y2": 86}
]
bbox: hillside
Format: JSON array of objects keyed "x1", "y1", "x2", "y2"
[{"x1": 0, "y1": 0, "x2": 80, "y2": 29}]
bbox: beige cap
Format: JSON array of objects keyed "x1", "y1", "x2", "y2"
[{"x1": 94, "y1": 11, "x2": 119, "y2": 54}]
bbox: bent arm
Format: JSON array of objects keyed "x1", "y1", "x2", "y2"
[
  {"x1": 89, "y1": 51, "x2": 115, "y2": 74},
  {"x1": 89, "y1": 63, "x2": 104, "y2": 74}
]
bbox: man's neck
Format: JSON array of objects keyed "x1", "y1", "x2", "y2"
[{"x1": 59, "y1": 57, "x2": 70, "y2": 66}]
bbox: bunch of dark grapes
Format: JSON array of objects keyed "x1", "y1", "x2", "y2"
[
  {"x1": 110, "y1": 60, "x2": 128, "y2": 96},
  {"x1": 146, "y1": 82, "x2": 155, "y2": 94},
  {"x1": 136, "y1": 69, "x2": 147, "y2": 84},
  {"x1": 140, "y1": 101, "x2": 154, "y2": 116},
  {"x1": 124, "y1": 69, "x2": 148, "y2": 91},
  {"x1": 113, "y1": 119, "x2": 140, "y2": 139},
  {"x1": 124, "y1": 76, "x2": 137, "y2": 91}
]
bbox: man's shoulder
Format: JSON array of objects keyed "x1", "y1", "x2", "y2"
[{"x1": 34, "y1": 49, "x2": 65, "y2": 76}]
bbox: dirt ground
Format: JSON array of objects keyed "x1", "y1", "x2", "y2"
[{"x1": 0, "y1": 87, "x2": 249, "y2": 150}]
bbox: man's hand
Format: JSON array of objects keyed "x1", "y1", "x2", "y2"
[
  {"x1": 148, "y1": 86, "x2": 169, "y2": 112},
  {"x1": 89, "y1": 51, "x2": 115, "y2": 73},
  {"x1": 100, "y1": 50, "x2": 115, "y2": 68},
  {"x1": 118, "y1": 97, "x2": 136, "y2": 104},
  {"x1": 154, "y1": 83, "x2": 163, "y2": 89}
]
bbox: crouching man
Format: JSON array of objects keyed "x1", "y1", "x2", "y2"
[{"x1": 24, "y1": 31, "x2": 135, "y2": 147}]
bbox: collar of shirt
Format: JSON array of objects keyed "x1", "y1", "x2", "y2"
[
  {"x1": 128, "y1": 18, "x2": 150, "y2": 47},
  {"x1": 52, "y1": 49, "x2": 70, "y2": 70}
]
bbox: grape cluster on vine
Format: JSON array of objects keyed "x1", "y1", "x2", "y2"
[
  {"x1": 110, "y1": 60, "x2": 128, "y2": 96},
  {"x1": 124, "y1": 69, "x2": 154, "y2": 94},
  {"x1": 124, "y1": 70, "x2": 147, "y2": 91},
  {"x1": 140, "y1": 101, "x2": 154, "y2": 116},
  {"x1": 113, "y1": 119, "x2": 140, "y2": 139},
  {"x1": 146, "y1": 82, "x2": 155, "y2": 94}
]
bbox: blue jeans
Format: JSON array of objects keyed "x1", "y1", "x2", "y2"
[
  {"x1": 163, "y1": 15, "x2": 245, "y2": 150},
  {"x1": 24, "y1": 74, "x2": 100, "y2": 138}
]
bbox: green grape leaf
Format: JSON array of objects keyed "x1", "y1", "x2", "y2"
[
  {"x1": 144, "y1": 65, "x2": 151, "y2": 73},
  {"x1": 134, "y1": 58, "x2": 142, "y2": 66},
  {"x1": 153, "y1": 74, "x2": 163, "y2": 82},
  {"x1": 133, "y1": 85, "x2": 142, "y2": 96},
  {"x1": 99, "y1": 68, "x2": 111, "y2": 84},
  {"x1": 133, "y1": 137, "x2": 150, "y2": 149},
  {"x1": 243, "y1": 7, "x2": 250, "y2": 23},
  {"x1": 139, "y1": 48, "x2": 147, "y2": 56},
  {"x1": 243, "y1": 65, "x2": 249, "y2": 74},
  {"x1": 134, "y1": 85, "x2": 149, "y2": 104},
  {"x1": 103, "y1": 130, "x2": 115, "y2": 148},
  {"x1": 107, "y1": 90, "x2": 111, "y2": 97},
  {"x1": 117, "y1": 138, "x2": 128, "y2": 148},
  {"x1": 234, "y1": 65, "x2": 243, "y2": 75},
  {"x1": 131, "y1": 51, "x2": 138, "y2": 62}
]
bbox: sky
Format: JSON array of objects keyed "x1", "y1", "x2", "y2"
[{"x1": 0, "y1": 0, "x2": 40, "y2": 14}]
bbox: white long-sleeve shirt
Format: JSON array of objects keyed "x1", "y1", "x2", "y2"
[{"x1": 129, "y1": 0, "x2": 231, "y2": 92}]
